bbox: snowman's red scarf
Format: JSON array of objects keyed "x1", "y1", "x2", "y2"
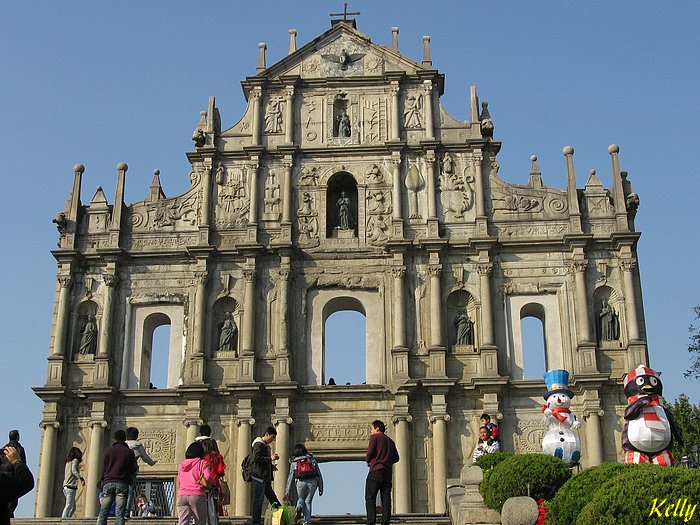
[{"x1": 541, "y1": 405, "x2": 571, "y2": 422}]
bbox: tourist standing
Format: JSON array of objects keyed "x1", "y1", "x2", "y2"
[
  {"x1": 250, "y1": 427, "x2": 282, "y2": 525},
  {"x1": 197, "y1": 425, "x2": 226, "y2": 525},
  {"x1": 96, "y1": 430, "x2": 137, "y2": 525},
  {"x1": 365, "y1": 420, "x2": 399, "y2": 525},
  {"x1": 4, "y1": 430, "x2": 27, "y2": 517},
  {"x1": 285, "y1": 444, "x2": 324, "y2": 525},
  {"x1": 472, "y1": 426, "x2": 500, "y2": 464},
  {"x1": 62, "y1": 447, "x2": 85, "y2": 517},
  {"x1": 124, "y1": 426, "x2": 157, "y2": 519},
  {"x1": 177, "y1": 441, "x2": 213, "y2": 525}
]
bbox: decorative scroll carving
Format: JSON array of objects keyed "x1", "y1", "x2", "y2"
[{"x1": 513, "y1": 419, "x2": 546, "y2": 454}]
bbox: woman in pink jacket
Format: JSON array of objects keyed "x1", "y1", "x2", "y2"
[{"x1": 177, "y1": 441, "x2": 214, "y2": 525}]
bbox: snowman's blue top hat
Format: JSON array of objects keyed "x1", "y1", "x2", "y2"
[{"x1": 543, "y1": 369, "x2": 574, "y2": 400}]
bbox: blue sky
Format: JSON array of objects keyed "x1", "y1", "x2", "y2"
[{"x1": 2, "y1": 1, "x2": 699, "y2": 518}]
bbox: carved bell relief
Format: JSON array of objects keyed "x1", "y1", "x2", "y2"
[{"x1": 405, "y1": 162, "x2": 424, "y2": 219}]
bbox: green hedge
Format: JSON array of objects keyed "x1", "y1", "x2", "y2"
[
  {"x1": 481, "y1": 454, "x2": 571, "y2": 512},
  {"x1": 476, "y1": 452, "x2": 513, "y2": 499},
  {"x1": 576, "y1": 465, "x2": 700, "y2": 525},
  {"x1": 545, "y1": 463, "x2": 635, "y2": 525}
]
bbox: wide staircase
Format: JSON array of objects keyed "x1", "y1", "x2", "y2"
[{"x1": 14, "y1": 514, "x2": 452, "y2": 525}]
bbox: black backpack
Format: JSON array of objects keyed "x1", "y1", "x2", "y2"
[{"x1": 241, "y1": 452, "x2": 254, "y2": 482}]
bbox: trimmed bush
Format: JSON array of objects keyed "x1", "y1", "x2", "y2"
[
  {"x1": 545, "y1": 463, "x2": 635, "y2": 525},
  {"x1": 477, "y1": 452, "x2": 513, "y2": 499},
  {"x1": 482, "y1": 454, "x2": 571, "y2": 512},
  {"x1": 576, "y1": 465, "x2": 700, "y2": 525}
]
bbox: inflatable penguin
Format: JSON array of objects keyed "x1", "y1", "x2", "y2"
[
  {"x1": 622, "y1": 365, "x2": 683, "y2": 465},
  {"x1": 542, "y1": 369, "x2": 581, "y2": 466}
]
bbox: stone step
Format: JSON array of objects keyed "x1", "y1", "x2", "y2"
[{"x1": 13, "y1": 514, "x2": 451, "y2": 525}]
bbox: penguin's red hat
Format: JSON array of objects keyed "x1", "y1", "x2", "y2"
[{"x1": 623, "y1": 365, "x2": 660, "y2": 388}]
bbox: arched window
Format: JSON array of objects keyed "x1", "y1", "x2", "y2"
[
  {"x1": 323, "y1": 308, "x2": 366, "y2": 385},
  {"x1": 520, "y1": 303, "x2": 546, "y2": 380},
  {"x1": 140, "y1": 313, "x2": 171, "y2": 389},
  {"x1": 326, "y1": 172, "x2": 358, "y2": 237}
]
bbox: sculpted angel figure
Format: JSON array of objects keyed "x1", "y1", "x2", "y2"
[{"x1": 404, "y1": 94, "x2": 423, "y2": 129}]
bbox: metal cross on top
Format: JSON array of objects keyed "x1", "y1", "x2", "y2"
[{"x1": 330, "y1": 2, "x2": 361, "y2": 21}]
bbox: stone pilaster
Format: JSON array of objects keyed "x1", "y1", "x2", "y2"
[
  {"x1": 48, "y1": 274, "x2": 72, "y2": 386},
  {"x1": 272, "y1": 415, "x2": 294, "y2": 498},
  {"x1": 583, "y1": 407, "x2": 605, "y2": 466},
  {"x1": 429, "y1": 412, "x2": 450, "y2": 513},
  {"x1": 241, "y1": 266, "x2": 257, "y2": 381},
  {"x1": 390, "y1": 82, "x2": 400, "y2": 141},
  {"x1": 425, "y1": 150, "x2": 437, "y2": 222},
  {"x1": 280, "y1": 158, "x2": 293, "y2": 242},
  {"x1": 284, "y1": 86, "x2": 294, "y2": 144},
  {"x1": 391, "y1": 266, "x2": 409, "y2": 381},
  {"x1": 198, "y1": 162, "x2": 213, "y2": 245},
  {"x1": 472, "y1": 150, "x2": 487, "y2": 234},
  {"x1": 276, "y1": 266, "x2": 292, "y2": 381},
  {"x1": 94, "y1": 273, "x2": 117, "y2": 386},
  {"x1": 423, "y1": 81, "x2": 435, "y2": 140},
  {"x1": 620, "y1": 259, "x2": 640, "y2": 342},
  {"x1": 251, "y1": 87, "x2": 262, "y2": 146},
  {"x1": 391, "y1": 152, "x2": 404, "y2": 238},
  {"x1": 247, "y1": 158, "x2": 260, "y2": 242}
]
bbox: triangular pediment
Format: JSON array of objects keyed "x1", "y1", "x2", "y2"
[{"x1": 259, "y1": 22, "x2": 429, "y2": 81}]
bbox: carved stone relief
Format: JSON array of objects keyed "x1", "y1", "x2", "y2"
[
  {"x1": 263, "y1": 97, "x2": 284, "y2": 134},
  {"x1": 263, "y1": 170, "x2": 281, "y2": 221},
  {"x1": 513, "y1": 418, "x2": 546, "y2": 454},
  {"x1": 296, "y1": 191, "x2": 319, "y2": 243},
  {"x1": 403, "y1": 92, "x2": 423, "y2": 129},
  {"x1": 405, "y1": 162, "x2": 424, "y2": 219},
  {"x1": 301, "y1": 95, "x2": 322, "y2": 143},
  {"x1": 138, "y1": 429, "x2": 177, "y2": 464},
  {"x1": 320, "y1": 40, "x2": 366, "y2": 77},
  {"x1": 360, "y1": 96, "x2": 388, "y2": 143},
  {"x1": 439, "y1": 162, "x2": 475, "y2": 223},
  {"x1": 215, "y1": 166, "x2": 249, "y2": 228}
]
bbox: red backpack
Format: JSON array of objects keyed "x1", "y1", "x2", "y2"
[{"x1": 295, "y1": 456, "x2": 317, "y2": 479}]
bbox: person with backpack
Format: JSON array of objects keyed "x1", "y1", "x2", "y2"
[
  {"x1": 0, "y1": 446, "x2": 34, "y2": 525},
  {"x1": 200, "y1": 430, "x2": 226, "y2": 525},
  {"x1": 284, "y1": 444, "x2": 323, "y2": 525},
  {"x1": 248, "y1": 427, "x2": 281, "y2": 525}
]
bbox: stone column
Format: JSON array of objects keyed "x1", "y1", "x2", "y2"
[
  {"x1": 251, "y1": 87, "x2": 262, "y2": 146},
  {"x1": 572, "y1": 261, "x2": 592, "y2": 343},
  {"x1": 52, "y1": 275, "x2": 73, "y2": 357},
  {"x1": 473, "y1": 151, "x2": 487, "y2": 233},
  {"x1": 393, "y1": 415, "x2": 413, "y2": 513},
  {"x1": 97, "y1": 275, "x2": 116, "y2": 357},
  {"x1": 35, "y1": 421, "x2": 60, "y2": 517},
  {"x1": 428, "y1": 264, "x2": 443, "y2": 348},
  {"x1": 430, "y1": 414, "x2": 450, "y2": 513},
  {"x1": 391, "y1": 82, "x2": 400, "y2": 140},
  {"x1": 391, "y1": 153, "x2": 403, "y2": 221},
  {"x1": 273, "y1": 416, "x2": 293, "y2": 498},
  {"x1": 242, "y1": 268, "x2": 256, "y2": 356},
  {"x1": 477, "y1": 263, "x2": 495, "y2": 347},
  {"x1": 621, "y1": 260, "x2": 641, "y2": 341},
  {"x1": 235, "y1": 418, "x2": 254, "y2": 517},
  {"x1": 425, "y1": 151, "x2": 437, "y2": 219},
  {"x1": 247, "y1": 161, "x2": 260, "y2": 226},
  {"x1": 423, "y1": 81, "x2": 435, "y2": 140},
  {"x1": 84, "y1": 420, "x2": 107, "y2": 517},
  {"x1": 276, "y1": 267, "x2": 291, "y2": 380},
  {"x1": 392, "y1": 267, "x2": 407, "y2": 348},
  {"x1": 284, "y1": 86, "x2": 294, "y2": 144},
  {"x1": 193, "y1": 272, "x2": 208, "y2": 357},
  {"x1": 584, "y1": 408, "x2": 605, "y2": 466},
  {"x1": 186, "y1": 420, "x2": 200, "y2": 446}
]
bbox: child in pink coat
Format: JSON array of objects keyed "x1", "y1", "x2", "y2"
[{"x1": 177, "y1": 441, "x2": 214, "y2": 525}]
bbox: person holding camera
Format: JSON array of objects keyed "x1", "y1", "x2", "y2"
[{"x1": 0, "y1": 446, "x2": 34, "y2": 525}]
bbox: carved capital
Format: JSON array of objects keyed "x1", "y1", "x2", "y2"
[
  {"x1": 583, "y1": 408, "x2": 605, "y2": 419},
  {"x1": 272, "y1": 416, "x2": 294, "y2": 426},
  {"x1": 570, "y1": 261, "x2": 588, "y2": 274},
  {"x1": 429, "y1": 414, "x2": 451, "y2": 424},
  {"x1": 58, "y1": 276, "x2": 73, "y2": 288},
  {"x1": 243, "y1": 269, "x2": 256, "y2": 283},
  {"x1": 476, "y1": 263, "x2": 493, "y2": 276},
  {"x1": 620, "y1": 260, "x2": 637, "y2": 272},
  {"x1": 194, "y1": 272, "x2": 208, "y2": 285},
  {"x1": 391, "y1": 154, "x2": 402, "y2": 167},
  {"x1": 423, "y1": 81, "x2": 434, "y2": 94},
  {"x1": 390, "y1": 267, "x2": 406, "y2": 279},
  {"x1": 89, "y1": 420, "x2": 108, "y2": 430},
  {"x1": 236, "y1": 417, "x2": 256, "y2": 427},
  {"x1": 391, "y1": 414, "x2": 413, "y2": 424},
  {"x1": 279, "y1": 269, "x2": 291, "y2": 281},
  {"x1": 184, "y1": 418, "x2": 204, "y2": 429},
  {"x1": 250, "y1": 87, "x2": 262, "y2": 101},
  {"x1": 427, "y1": 265, "x2": 442, "y2": 277},
  {"x1": 103, "y1": 274, "x2": 118, "y2": 288},
  {"x1": 39, "y1": 420, "x2": 62, "y2": 431},
  {"x1": 284, "y1": 86, "x2": 295, "y2": 100},
  {"x1": 390, "y1": 83, "x2": 400, "y2": 96},
  {"x1": 425, "y1": 151, "x2": 436, "y2": 164}
]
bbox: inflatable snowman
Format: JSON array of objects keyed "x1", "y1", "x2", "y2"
[{"x1": 542, "y1": 369, "x2": 581, "y2": 466}]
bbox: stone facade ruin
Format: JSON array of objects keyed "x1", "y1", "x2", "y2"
[{"x1": 34, "y1": 19, "x2": 647, "y2": 518}]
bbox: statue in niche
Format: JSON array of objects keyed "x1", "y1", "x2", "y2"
[
  {"x1": 598, "y1": 299, "x2": 620, "y2": 341},
  {"x1": 299, "y1": 167, "x2": 319, "y2": 186},
  {"x1": 336, "y1": 192, "x2": 352, "y2": 230},
  {"x1": 78, "y1": 315, "x2": 98, "y2": 355},
  {"x1": 264, "y1": 99, "x2": 283, "y2": 134},
  {"x1": 403, "y1": 94, "x2": 423, "y2": 129},
  {"x1": 337, "y1": 111, "x2": 351, "y2": 138},
  {"x1": 217, "y1": 312, "x2": 238, "y2": 355},
  {"x1": 454, "y1": 312, "x2": 474, "y2": 346}
]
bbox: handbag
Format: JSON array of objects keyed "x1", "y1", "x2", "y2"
[
  {"x1": 218, "y1": 479, "x2": 231, "y2": 506},
  {"x1": 198, "y1": 463, "x2": 212, "y2": 490}
]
